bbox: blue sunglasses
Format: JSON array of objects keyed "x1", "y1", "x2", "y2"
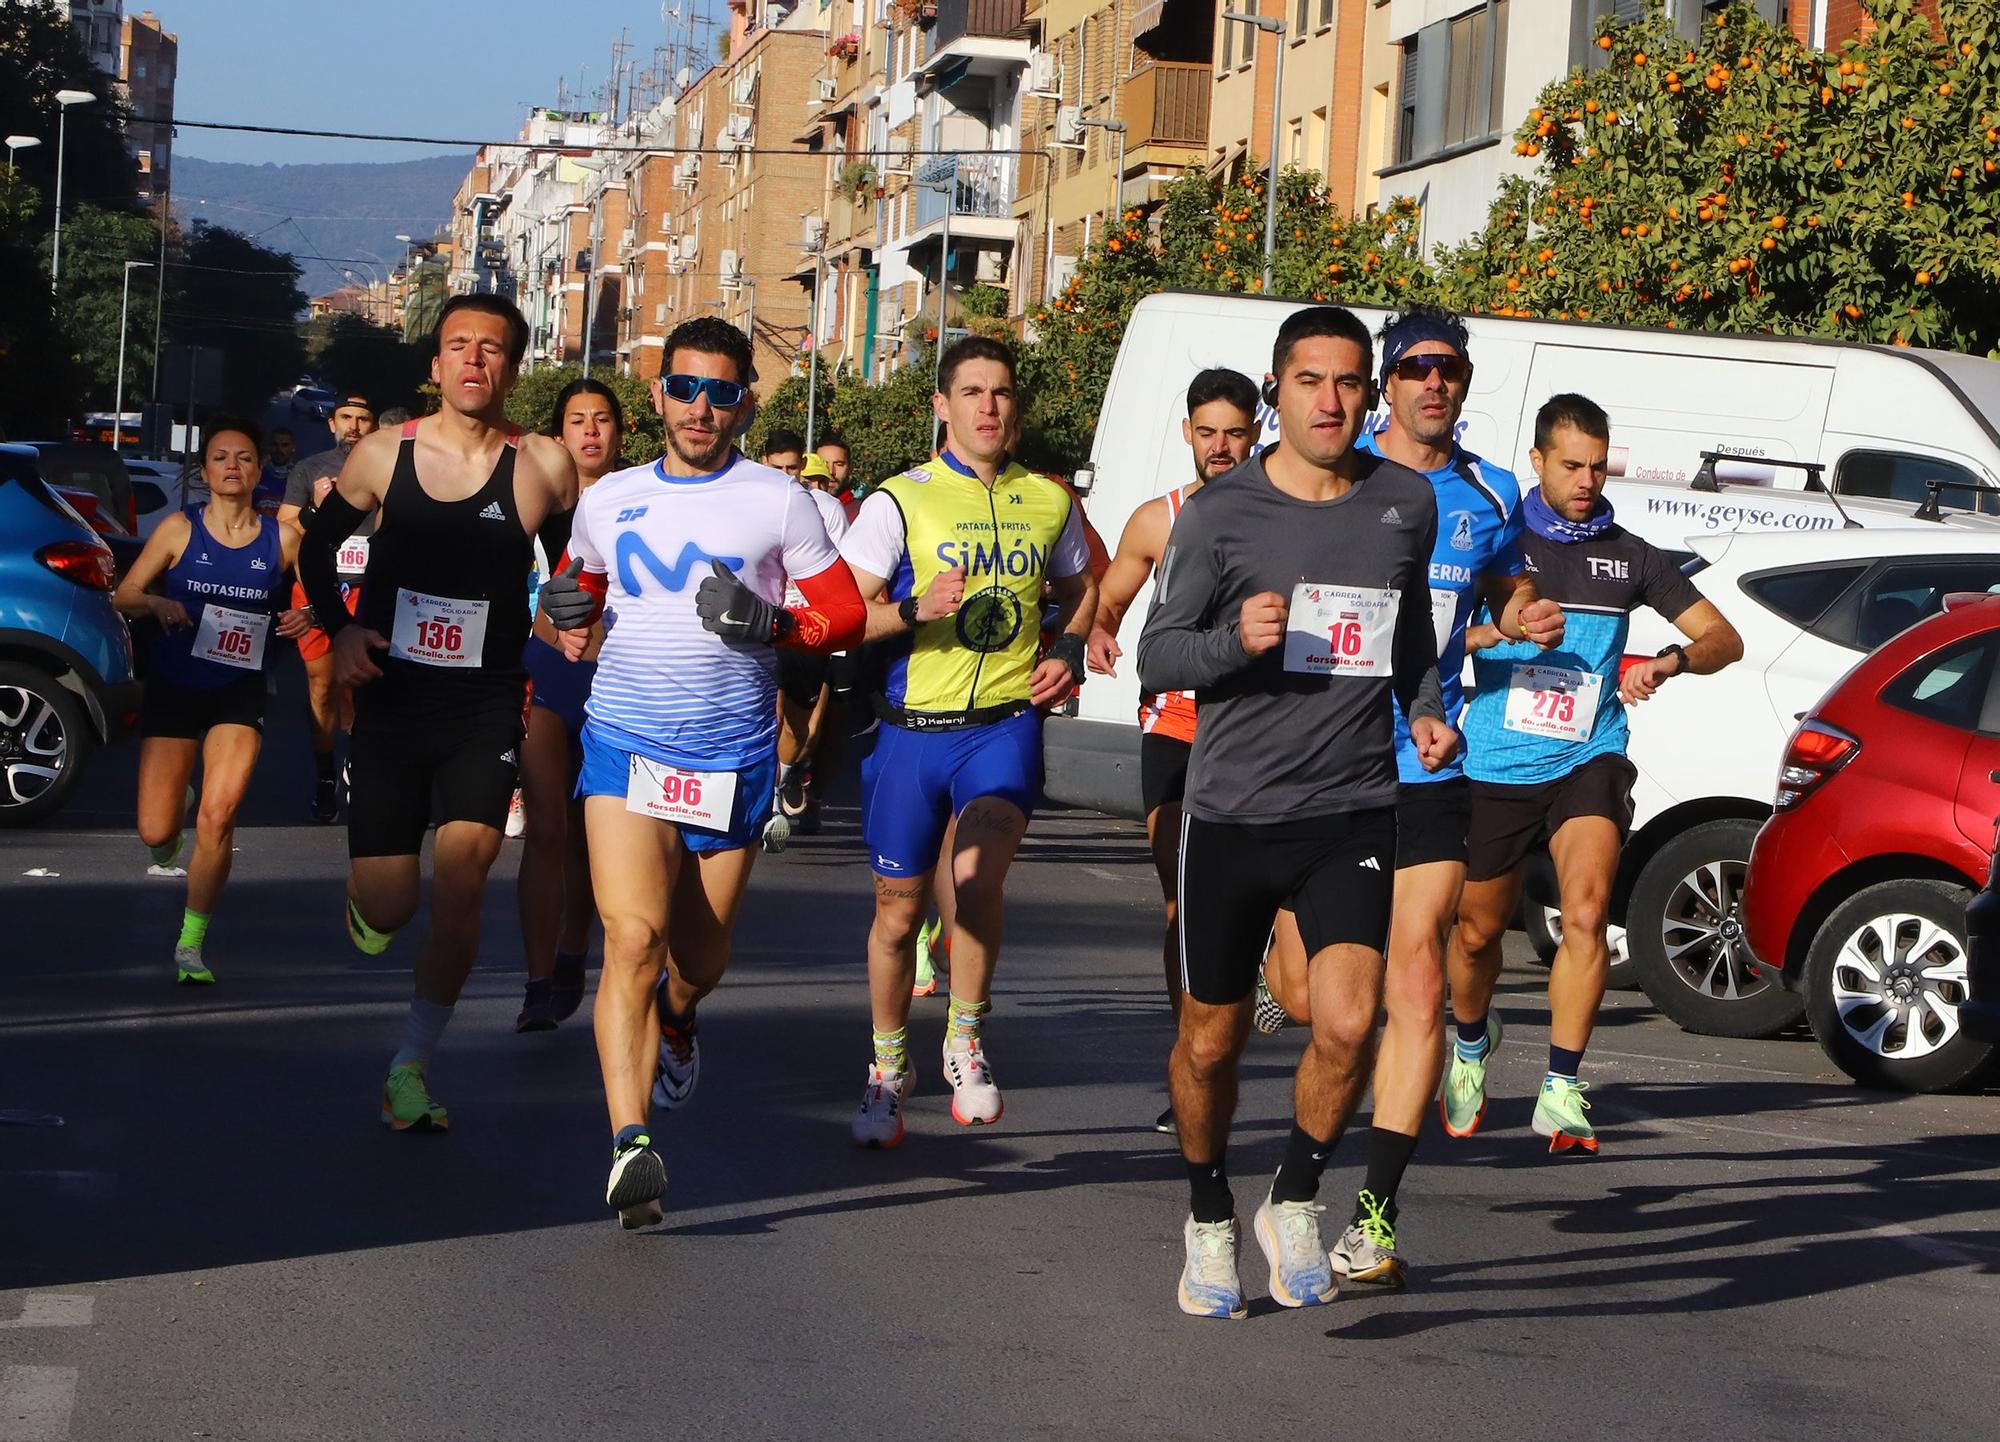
[{"x1": 661, "y1": 373, "x2": 749, "y2": 408}]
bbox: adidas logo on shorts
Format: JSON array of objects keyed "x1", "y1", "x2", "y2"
[
  {"x1": 499, "y1": 748, "x2": 518, "y2": 765},
  {"x1": 479, "y1": 501, "x2": 506, "y2": 520},
  {"x1": 1358, "y1": 856, "x2": 1381, "y2": 871}
]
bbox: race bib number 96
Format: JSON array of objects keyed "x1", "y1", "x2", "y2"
[
  {"x1": 1503, "y1": 663, "x2": 1602, "y2": 743},
  {"x1": 389, "y1": 590, "x2": 489, "y2": 668},
  {"x1": 192, "y1": 604, "x2": 270, "y2": 671},
  {"x1": 1284, "y1": 583, "x2": 1399, "y2": 677},
  {"x1": 624, "y1": 755, "x2": 737, "y2": 832}
]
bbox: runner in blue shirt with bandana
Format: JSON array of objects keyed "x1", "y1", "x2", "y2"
[
  {"x1": 1258, "y1": 308, "x2": 1565, "y2": 1285},
  {"x1": 1448, "y1": 393, "x2": 1741, "y2": 1157}
]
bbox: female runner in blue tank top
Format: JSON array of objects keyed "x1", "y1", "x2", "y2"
[{"x1": 114, "y1": 422, "x2": 305, "y2": 984}]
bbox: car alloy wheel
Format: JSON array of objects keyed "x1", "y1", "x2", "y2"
[
  {"x1": 0, "y1": 681, "x2": 68, "y2": 809},
  {"x1": 1827, "y1": 911, "x2": 1968, "y2": 1062}
]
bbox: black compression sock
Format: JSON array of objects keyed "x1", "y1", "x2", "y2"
[
  {"x1": 1270, "y1": 1124, "x2": 1338, "y2": 1205},
  {"x1": 1186, "y1": 1155, "x2": 1233, "y2": 1224},
  {"x1": 314, "y1": 751, "x2": 336, "y2": 781},
  {"x1": 1358, "y1": 1127, "x2": 1419, "y2": 1217}
]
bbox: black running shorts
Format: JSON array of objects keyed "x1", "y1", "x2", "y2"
[
  {"x1": 1394, "y1": 777, "x2": 1471, "y2": 870},
  {"x1": 139, "y1": 673, "x2": 266, "y2": 739},
  {"x1": 1465, "y1": 753, "x2": 1638, "y2": 883},
  {"x1": 777, "y1": 648, "x2": 831, "y2": 709},
  {"x1": 1140, "y1": 731, "x2": 1192, "y2": 817},
  {"x1": 1177, "y1": 807, "x2": 1397, "y2": 1006},
  {"x1": 347, "y1": 682, "x2": 526, "y2": 858}
]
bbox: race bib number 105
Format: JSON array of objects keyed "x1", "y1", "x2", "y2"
[
  {"x1": 192, "y1": 604, "x2": 270, "y2": 671},
  {"x1": 1283, "y1": 583, "x2": 1399, "y2": 677},
  {"x1": 388, "y1": 589, "x2": 489, "y2": 668}
]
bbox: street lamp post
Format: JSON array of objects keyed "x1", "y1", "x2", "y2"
[
  {"x1": 1220, "y1": 11, "x2": 1283, "y2": 294},
  {"x1": 1078, "y1": 118, "x2": 1129, "y2": 240},
  {"x1": 915, "y1": 165, "x2": 958, "y2": 400},
  {"x1": 5, "y1": 134, "x2": 40, "y2": 175},
  {"x1": 51, "y1": 89, "x2": 96, "y2": 296},
  {"x1": 798, "y1": 233, "x2": 825, "y2": 449},
  {"x1": 114, "y1": 260, "x2": 156, "y2": 454}
]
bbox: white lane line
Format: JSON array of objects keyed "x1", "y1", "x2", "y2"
[
  {"x1": 1628, "y1": 1106, "x2": 1995, "y2": 1171},
  {"x1": 1083, "y1": 866, "x2": 1120, "y2": 882},
  {"x1": 0, "y1": 998, "x2": 412, "y2": 1035},
  {"x1": 0, "y1": 1366, "x2": 77, "y2": 1441},
  {"x1": 0, "y1": 1295, "x2": 93, "y2": 1329},
  {"x1": 1850, "y1": 1214, "x2": 1999, "y2": 1267}
]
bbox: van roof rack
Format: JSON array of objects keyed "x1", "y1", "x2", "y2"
[
  {"x1": 1914, "y1": 477, "x2": 2000, "y2": 522},
  {"x1": 1691, "y1": 450, "x2": 1858, "y2": 529}
]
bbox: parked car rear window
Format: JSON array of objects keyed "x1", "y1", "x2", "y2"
[
  {"x1": 1884, "y1": 636, "x2": 1996, "y2": 732},
  {"x1": 1745, "y1": 564, "x2": 1866, "y2": 628},
  {"x1": 1857, "y1": 561, "x2": 2000, "y2": 650}
]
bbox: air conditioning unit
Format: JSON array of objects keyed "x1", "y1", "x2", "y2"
[
  {"x1": 720, "y1": 249, "x2": 744, "y2": 286},
  {"x1": 723, "y1": 114, "x2": 754, "y2": 146},
  {"x1": 1027, "y1": 50, "x2": 1059, "y2": 97},
  {"x1": 731, "y1": 64, "x2": 759, "y2": 107},
  {"x1": 1055, "y1": 106, "x2": 1084, "y2": 147},
  {"x1": 802, "y1": 214, "x2": 828, "y2": 250},
  {"x1": 815, "y1": 77, "x2": 839, "y2": 105},
  {"x1": 882, "y1": 141, "x2": 914, "y2": 177},
  {"x1": 655, "y1": 303, "x2": 668, "y2": 324},
  {"x1": 617, "y1": 226, "x2": 635, "y2": 250},
  {"x1": 974, "y1": 249, "x2": 1008, "y2": 284}
]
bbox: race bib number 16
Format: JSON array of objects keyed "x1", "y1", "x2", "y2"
[{"x1": 1283, "y1": 583, "x2": 1399, "y2": 677}]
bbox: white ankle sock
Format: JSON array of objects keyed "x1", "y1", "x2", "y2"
[{"x1": 391, "y1": 1000, "x2": 454, "y2": 1069}]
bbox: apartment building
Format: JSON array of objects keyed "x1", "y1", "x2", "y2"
[{"x1": 119, "y1": 10, "x2": 175, "y2": 215}]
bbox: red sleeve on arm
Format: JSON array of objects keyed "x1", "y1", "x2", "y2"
[{"x1": 782, "y1": 562, "x2": 867, "y2": 654}]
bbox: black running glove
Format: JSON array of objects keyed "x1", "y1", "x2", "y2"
[
  {"x1": 540, "y1": 557, "x2": 598, "y2": 631},
  {"x1": 695, "y1": 559, "x2": 784, "y2": 645}
]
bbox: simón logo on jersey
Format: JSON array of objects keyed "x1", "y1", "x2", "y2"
[
  {"x1": 616, "y1": 534, "x2": 746, "y2": 596},
  {"x1": 931, "y1": 519, "x2": 1050, "y2": 582}
]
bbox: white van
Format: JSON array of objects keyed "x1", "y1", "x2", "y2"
[{"x1": 1049, "y1": 288, "x2": 2000, "y2": 817}]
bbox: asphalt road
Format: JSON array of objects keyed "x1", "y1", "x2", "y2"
[{"x1": 4, "y1": 659, "x2": 1999, "y2": 1441}]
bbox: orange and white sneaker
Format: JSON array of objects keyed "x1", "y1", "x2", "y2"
[
  {"x1": 851, "y1": 1063, "x2": 912, "y2": 1148},
  {"x1": 941, "y1": 1035, "x2": 1003, "y2": 1125}
]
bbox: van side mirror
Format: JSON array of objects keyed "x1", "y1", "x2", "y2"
[{"x1": 1071, "y1": 465, "x2": 1095, "y2": 497}]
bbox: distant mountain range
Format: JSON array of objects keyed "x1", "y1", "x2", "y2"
[{"x1": 173, "y1": 151, "x2": 471, "y2": 302}]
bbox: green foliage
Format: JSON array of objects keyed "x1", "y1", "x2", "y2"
[
  {"x1": 52, "y1": 205, "x2": 163, "y2": 405},
  {"x1": 306, "y1": 312, "x2": 433, "y2": 414},
  {"x1": 959, "y1": 283, "x2": 1009, "y2": 319},
  {"x1": 0, "y1": 0, "x2": 139, "y2": 215},
  {"x1": 502, "y1": 365, "x2": 662, "y2": 467},
  {"x1": 169, "y1": 223, "x2": 308, "y2": 415},
  {"x1": 837, "y1": 161, "x2": 877, "y2": 200},
  {"x1": 744, "y1": 362, "x2": 837, "y2": 458},
  {"x1": 829, "y1": 351, "x2": 940, "y2": 489}
]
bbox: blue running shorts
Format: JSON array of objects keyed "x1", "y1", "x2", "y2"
[
  {"x1": 861, "y1": 708, "x2": 1042, "y2": 877},
  {"x1": 575, "y1": 723, "x2": 776, "y2": 855},
  {"x1": 524, "y1": 634, "x2": 595, "y2": 735}
]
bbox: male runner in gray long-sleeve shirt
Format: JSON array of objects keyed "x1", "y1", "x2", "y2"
[{"x1": 1136, "y1": 305, "x2": 1458, "y2": 1321}]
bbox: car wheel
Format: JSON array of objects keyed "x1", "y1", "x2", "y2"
[
  {"x1": 1628, "y1": 819, "x2": 1805, "y2": 1038},
  {"x1": 1803, "y1": 879, "x2": 1993, "y2": 1092},
  {"x1": 0, "y1": 661, "x2": 92, "y2": 828}
]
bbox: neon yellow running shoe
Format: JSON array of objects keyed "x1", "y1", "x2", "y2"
[
  {"x1": 1439, "y1": 1013, "x2": 1504, "y2": 1139},
  {"x1": 912, "y1": 914, "x2": 941, "y2": 997},
  {"x1": 347, "y1": 900, "x2": 395, "y2": 956},
  {"x1": 1532, "y1": 1075, "x2": 1597, "y2": 1155},
  {"x1": 1331, "y1": 1188, "x2": 1404, "y2": 1287},
  {"x1": 381, "y1": 1061, "x2": 449, "y2": 1132}
]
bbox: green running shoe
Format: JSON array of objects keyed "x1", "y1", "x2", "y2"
[
  {"x1": 1331, "y1": 1188, "x2": 1404, "y2": 1287},
  {"x1": 381, "y1": 1061, "x2": 449, "y2": 1132},
  {"x1": 173, "y1": 944, "x2": 213, "y2": 986},
  {"x1": 913, "y1": 914, "x2": 941, "y2": 997},
  {"x1": 347, "y1": 900, "x2": 395, "y2": 956},
  {"x1": 1439, "y1": 1012, "x2": 1504, "y2": 1139},
  {"x1": 1532, "y1": 1075, "x2": 1597, "y2": 1155},
  {"x1": 148, "y1": 833, "x2": 184, "y2": 870}
]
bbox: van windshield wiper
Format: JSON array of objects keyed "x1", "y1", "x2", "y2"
[{"x1": 1690, "y1": 451, "x2": 1858, "y2": 529}]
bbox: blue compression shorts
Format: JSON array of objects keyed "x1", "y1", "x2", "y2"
[
  {"x1": 860, "y1": 708, "x2": 1042, "y2": 877},
  {"x1": 575, "y1": 723, "x2": 776, "y2": 855},
  {"x1": 524, "y1": 635, "x2": 595, "y2": 735}
]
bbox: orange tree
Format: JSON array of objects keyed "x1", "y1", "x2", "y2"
[{"x1": 1438, "y1": 0, "x2": 2000, "y2": 351}]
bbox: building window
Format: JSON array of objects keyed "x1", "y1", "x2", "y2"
[
  {"x1": 1294, "y1": 0, "x2": 1309, "y2": 36},
  {"x1": 1394, "y1": 2, "x2": 1510, "y2": 167},
  {"x1": 1317, "y1": 0, "x2": 1333, "y2": 27},
  {"x1": 1220, "y1": 14, "x2": 1234, "y2": 72},
  {"x1": 1288, "y1": 120, "x2": 1303, "y2": 164}
]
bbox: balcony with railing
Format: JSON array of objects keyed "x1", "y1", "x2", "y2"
[
  {"x1": 1121, "y1": 62, "x2": 1210, "y2": 154},
  {"x1": 927, "y1": 0, "x2": 1026, "y2": 51},
  {"x1": 911, "y1": 156, "x2": 1015, "y2": 234}
]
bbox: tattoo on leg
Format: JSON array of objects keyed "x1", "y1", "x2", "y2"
[
  {"x1": 874, "y1": 875, "x2": 925, "y2": 901},
  {"x1": 956, "y1": 801, "x2": 1025, "y2": 840}
]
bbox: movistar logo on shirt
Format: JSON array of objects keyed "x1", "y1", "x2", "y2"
[{"x1": 616, "y1": 534, "x2": 746, "y2": 595}]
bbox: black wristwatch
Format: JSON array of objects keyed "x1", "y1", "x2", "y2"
[
  {"x1": 898, "y1": 595, "x2": 921, "y2": 628},
  {"x1": 1656, "y1": 643, "x2": 1688, "y2": 676}
]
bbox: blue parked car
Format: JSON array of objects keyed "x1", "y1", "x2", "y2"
[{"x1": 0, "y1": 443, "x2": 141, "y2": 826}]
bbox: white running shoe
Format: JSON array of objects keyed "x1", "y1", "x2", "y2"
[
  {"x1": 1178, "y1": 1215, "x2": 1247, "y2": 1320},
  {"x1": 851, "y1": 1063, "x2": 912, "y2": 1148},
  {"x1": 941, "y1": 1034, "x2": 1003, "y2": 1125},
  {"x1": 504, "y1": 787, "x2": 527, "y2": 838},
  {"x1": 760, "y1": 810, "x2": 791, "y2": 854},
  {"x1": 1253, "y1": 1188, "x2": 1340, "y2": 1308},
  {"x1": 650, "y1": 1010, "x2": 700, "y2": 1112}
]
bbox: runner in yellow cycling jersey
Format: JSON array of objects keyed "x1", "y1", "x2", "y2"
[{"x1": 839, "y1": 336, "x2": 1099, "y2": 1146}]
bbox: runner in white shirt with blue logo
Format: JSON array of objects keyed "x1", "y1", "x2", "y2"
[
  {"x1": 539, "y1": 318, "x2": 867, "y2": 1229},
  {"x1": 1256, "y1": 309, "x2": 1564, "y2": 1286}
]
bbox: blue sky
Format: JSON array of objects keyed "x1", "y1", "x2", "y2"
[{"x1": 166, "y1": 0, "x2": 730, "y2": 166}]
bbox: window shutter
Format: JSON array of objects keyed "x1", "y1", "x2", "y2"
[{"x1": 1412, "y1": 20, "x2": 1448, "y2": 161}]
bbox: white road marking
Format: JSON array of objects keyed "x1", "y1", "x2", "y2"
[
  {"x1": 0, "y1": 1295, "x2": 92, "y2": 1329},
  {"x1": 1083, "y1": 866, "x2": 1120, "y2": 882},
  {"x1": 0, "y1": 1366, "x2": 78, "y2": 1440}
]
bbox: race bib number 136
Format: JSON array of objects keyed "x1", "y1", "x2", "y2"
[{"x1": 388, "y1": 589, "x2": 490, "y2": 668}]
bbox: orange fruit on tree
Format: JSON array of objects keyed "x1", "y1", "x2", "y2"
[
  {"x1": 1844, "y1": 303, "x2": 1862, "y2": 318},
  {"x1": 1598, "y1": 34, "x2": 1613, "y2": 50},
  {"x1": 1770, "y1": 215, "x2": 1786, "y2": 228},
  {"x1": 1506, "y1": 276, "x2": 1521, "y2": 292},
  {"x1": 1636, "y1": 223, "x2": 1650, "y2": 237},
  {"x1": 1760, "y1": 236, "x2": 1776, "y2": 251},
  {"x1": 1916, "y1": 271, "x2": 1932, "y2": 285},
  {"x1": 1605, "y1": 110, "x2": 1619, "y2": 124},
  {"x1": 1941, "y1": 83, "x2": 1953, "y2": 97},
  {"x1": 1903, "y1": 116, "x2": 1916, "y2": 129},
  {"x1": 1952, "y1": 166, "x2": 1964, "y2": 178},
  {"x1": 1585, "y1": 98, "x2": 1600, "y2": 114},
  {"x1": 1633, "y1": 53, "x2": 1646, "y2": 66},
  {"x1": 1838, "y1": 61, "x2": 1854, "y2": 76}
]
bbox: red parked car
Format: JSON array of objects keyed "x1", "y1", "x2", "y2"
[{"x1": 1743, "y1": 592, "x2": 2000, "y2": 1092}]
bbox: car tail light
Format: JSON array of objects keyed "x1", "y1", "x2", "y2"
[
  {"x1": 1774, "y1": 719, "x2": 1860, "y2": 811},
  {"x1": 36, "y1": 540, "x2": 118, "y2": 591}
]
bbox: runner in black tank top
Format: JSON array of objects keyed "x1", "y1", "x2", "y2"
[{"x1": 296, "y1": 294, "x2": 578, "y2": 1134}]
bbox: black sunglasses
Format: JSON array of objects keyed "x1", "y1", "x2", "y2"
[
  {"x1": 1388, "y1": 354, "x2": 1473, "y2": 385},
  {"x1": 661, "y1": 373, "x2": 749, "y2": 408}
]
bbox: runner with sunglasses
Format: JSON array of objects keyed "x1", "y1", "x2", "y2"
[
  {"x1": 299, "y1": 294, "x2": 579, "y2": 1133},
  {"x1": 1254, "y1": 309, "x2": 1562, "y2": 1285},
  {"x1": 538, "y1": 318, "x2": 866, "y2": 1227}
]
